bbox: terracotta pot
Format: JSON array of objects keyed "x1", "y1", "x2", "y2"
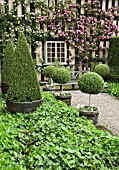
[
  {"x1": 6, "y1": 99, "x2": 43, "y2": 113},
  {"x1": 55, "y1": 95, "x2": 72, "y2": 106},
  {"x1": 79, "y1": 106, "x2": 99, "y2": 125}
]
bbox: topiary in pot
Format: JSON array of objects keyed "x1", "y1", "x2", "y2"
[
  {"x1": 1, "y1": 39, "x2": 15, "y2": 94},
  {"x1": 52, "y1": 67, "x2": 71, "y2": 106},
  {"x1": 6, "y1": 32, "x2": 42, "y2": 113},
  {"x1": 78, "y1": 72, "x2": 104, "y2": 124},
  {"x1": 43, "y1": 65, "x2": 56, "y2": 94}
]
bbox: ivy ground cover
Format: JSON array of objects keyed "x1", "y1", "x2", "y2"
[{"x1": 0, "y1": 93, "x2": 119, "y2": 170}]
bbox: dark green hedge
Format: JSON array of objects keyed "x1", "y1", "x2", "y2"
[
  {"x1": 108, "y1": 37, "x2": 119, "y2": 82},
  {"x1": 108, "y1": 37, "x2": 119, "y2": 67},
  {"x1": 1, "y1": 39, "x2": 15, "y2": 87},
  {"x1": 7, "y1": 32, "x2": 42, "y2": 102}
]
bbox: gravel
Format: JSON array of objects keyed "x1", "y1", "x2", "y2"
[{"x1": 70, "y1": 91, "x2": 119, "y2": 135}]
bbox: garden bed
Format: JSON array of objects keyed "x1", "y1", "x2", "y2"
[{"x1": 0, "y1": 92, "x2": 119, "y2": 169}]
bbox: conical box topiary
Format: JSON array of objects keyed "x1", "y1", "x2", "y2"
[
  {"x1": 1, "y1": 39, "x2": 15, "y2": 94},
  {"x1": 7, "y1": 32, "x2": 42, "y2": 113}
]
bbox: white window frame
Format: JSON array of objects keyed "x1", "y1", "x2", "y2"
[{"x1": 45, "y1": 41, "x2": 67, "y2": 64}]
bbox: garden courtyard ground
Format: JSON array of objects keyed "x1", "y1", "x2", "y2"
[{"x1": 70, "y1": 91, "x2": 119, "y2": 135}]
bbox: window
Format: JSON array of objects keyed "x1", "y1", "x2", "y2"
[{"x1": 45, "y1": 41, "x2": 67, "y2": 64}]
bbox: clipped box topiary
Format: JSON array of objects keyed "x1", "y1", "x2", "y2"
[
  {"x1": 52, "y1": 67, "x2": 71, "y2": 106},
  {"x1": 43, "y1": 65, "x2": 56, "y2": 94},
  {"x1": 6, "y1": 32, "x2": 43, "y2": 113},
  {"x1": 78, "y1": 72, "x2": 104, "y2": 124},
  {"x1": 95, "y1": 64, "x2": 110, "y2": 80},
  {"x1": 1, "y1": 39, "x2": 15, "y2": 94}
]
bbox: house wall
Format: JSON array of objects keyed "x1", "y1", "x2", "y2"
[{"x1": 1, "y1": 0, "x2": 119, "y2": 80}]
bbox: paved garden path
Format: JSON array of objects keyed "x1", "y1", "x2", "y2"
[{"x1": 70, "y1": 91, "x2": 119, "y2": 135}]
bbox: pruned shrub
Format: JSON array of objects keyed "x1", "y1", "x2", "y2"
[
  {"x1": 1, "y1": 39, "x2": 15, "y2": 93},
  {"x1": 43, "y1": 65, "x2": 55, "y2": 78},
  {"x1": 7, "y1": 32, "x2": 42, "y2": 102},
  {"x1": 78, "y1": 72, "x2": 104, "y2": 95},
  {"x1": 52, "y1": 67, "x2": 71, "y2": 84},
  {"x1": 95, "y1": 64, "x2": 110, "y2": 80}
]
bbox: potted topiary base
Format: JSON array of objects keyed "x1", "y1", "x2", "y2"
[
  {"x1": 78, "y1": 72, "x2": 104, "y2": 125},
  {"x1": 78, "y1": 105, "x2": 99, "y2": 125},
  {"x1": 6, "y1": 99, "x2": 43, "y2": 113},
  {"x1": 55, "y1": 92, "x2": 72, "y2": 106}
]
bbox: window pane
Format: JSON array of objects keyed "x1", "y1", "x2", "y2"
[
  {"x1": 48, "y1": 58, "x2": 52, "y2": 62},
  {"x1": 61, "y1": 48, "x2": 64, "y2": 52},
  {"x1": 61, "y1": 43, "x2": 64, "y2": 47},
  {"x1": 52, "y1": 53, "x2": 55, "y2": 57},
  {"x1": 52, "y1": 48, "x2": 55, "y2": 52},
  {"x1": 57, "y1": 43, "x2": 60, "y2": 47},
  {"x1": 47, "y1": 43, "x2": 51, "y2": 48},
  {"x1": 57, "y1": 53, "x2": 60, "y2": 58},
  {"x1": 52, "y1": 43, "x2": 55, "y2": 47},
  {"x1": 47, "y1": 48, "x2": 51, "y2": 52},
  {"x1": 61, "y1": 53, "x2": 64, "y2": 57},
  {"x1": 57, "y1": 48, "x2": 60, "y2": 52},
  {"x1": 61, "y1": 58, "x2": 65, "y2": 62}
]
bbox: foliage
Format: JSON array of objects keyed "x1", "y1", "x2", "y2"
[
  {"x1": 108, "y1": 66, "x2": 119, "y2": 82},
  {"x1": 7, "y1": 32, "x2": 42, "y2": 102},
  {"x1": 0, "y1": 0, "x2": 118, "y2": 65},
  {"x1": 108, "y1": 37, "x2": 119, "y2": 82},
  {"x1": 43, "y1": 65, "x2": 56, "y2": 78},
  {"x1": 0, "y1": 92, "x2": 119, "y2": 169},
  {"x1": 52, "y1": 67, "x2": 71, "y2": 84},
  {"x1": 108, "y1": 37, "x2": 119, "y2": 68},
  {"x1": 1, "y1": 39, "x2": 15, "y2": 87},
  {"x1": 78, "y1": 72, "x2": 104, "y2": 95},
  {"x1": 95, "y1": 64, "x2": 110, "y2": 78},
  {"x1": 107, "y1": 82, "x2": 119, "y2": 98}
]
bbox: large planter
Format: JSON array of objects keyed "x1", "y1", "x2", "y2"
[
  {"x1": 79, "y1": 106, "x2": 99, "y2": 125},
  {"x1": 43, "y1": 87, "x2": 55, "y2": 95},
  {"x1": 55, "y1": 95, "x2": 72, "y2": 106},
  {"x1": 6, "y1": 99, "x2": 43, "y2": 113}
]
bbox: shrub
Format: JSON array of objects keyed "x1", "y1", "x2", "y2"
[
  {"x1": 95, "y1": 64, "x2": 110, "y2": 79},
  {"x1": 78, "y1": 72, "x2": 104, "y2": 106},
  {"x1": 1, "y1": 39, "x2": 15, "y2": 90},
  {"x1": 108, "y1": 37, "x2": 119, "y2": 68},
  {"x1": 43, "y1": 65, "x2": 55, "y2": 78},
  {"x1": 7, "y1": 32, "x2": 42, "y2": 102},
  {"x1": 107, "y1": 82, "x2": 119, "y2": 98},
  {"x1": 78, "y1": 72, "x2": 104, "y2": 94},
  {"x1": 108, "y1": 66, "x2": 119, "y2": 82},
  {"x1": 52, "y1": 67, "x2": 71, "y2": 84},
  {"x1": 108, "y1": 37, "x2": 119, "y2": 82}
]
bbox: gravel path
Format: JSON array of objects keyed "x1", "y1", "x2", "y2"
[{"x1": 70, "y1": 91, "x2": 119, "y2": 135}]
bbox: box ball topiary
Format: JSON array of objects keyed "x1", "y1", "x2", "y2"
[
  {"x1": 52, "y1": 67, "x2": 71, "y2": 84},
  {"x1": 78, "y1": 72, "x2": 104, "y2": 94},
  {"x1": 7, "y1": 32, "x2": 42, "y2": 102},
  {"x1": 43, "y1": 65, "x2": 55, "y2": 78},
  {"x1": 95, "y1": 64, "x2": 110, "y2": 78}
]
